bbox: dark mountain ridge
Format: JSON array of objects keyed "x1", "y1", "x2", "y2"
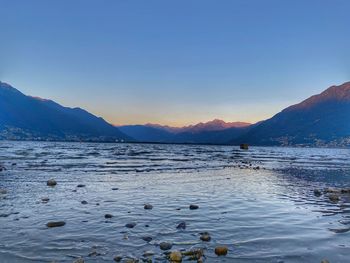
[
  {"x1": 0, "y1": 81, "x2": 130, "y2": 142},
  {"x1": 233, "y1": 82, "x2": 350, "y2": 146}
]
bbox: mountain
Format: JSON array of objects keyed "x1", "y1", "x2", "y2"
[
  {"x1": 4, "y1": 79, "x2": 348, "y2": 146},
  {"x1": 119, "y1": 120, "x2": 252, "y2": 144},
  {"x1": 171, "y1": 126, "x2": 251, "y2": 144},
  {"x1": 233, "y1": 82, "x2": 350, "y2": 146},
  {"x1": 177, "y1": 119, "x2": 250, "y2": 133},
  {"x1": 146, "y1": 119, "x2": 250, "y2": 134},
  {"x1": 0, "y1": 81, "x2": 131, "y2": 142}
]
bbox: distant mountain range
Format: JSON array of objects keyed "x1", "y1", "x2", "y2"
[
  {"x1": 118, "y1": 120, "x2": 252, "y2": 144},
  {"x1": 0, "y1": 81, "x2": 130, "y2": 142},
  {"x1": 145, "y1": 119, "x2": 251, "y2": 133},
  {"x1": 119, "y1": 82, "x2": 350, "y2": 147},
  {"x1": 1, "y1": 81, "x2": 349, "y2": 146}
]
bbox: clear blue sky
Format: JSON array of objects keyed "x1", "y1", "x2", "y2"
[{"x1": 1, "y1": 0, "x2": 349, "y2": 126}]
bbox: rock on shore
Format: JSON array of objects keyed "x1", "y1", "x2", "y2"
[
  {"x1": 46, "y1": 221, "x2": 66, "y2": 228},
  {"x1": 159, "y1": 241, "x2": 172, "y2": 250},
  {"x1": 47, "y1": 179, "x2": 57, "y2": 187},
  {"x1": 215, "y1": 246, "x2": 228, "y2": 256}
]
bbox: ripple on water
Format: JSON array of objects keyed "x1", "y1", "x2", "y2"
[{"x1": 0, "y1": 141, "x2": 350, "y2": 262}]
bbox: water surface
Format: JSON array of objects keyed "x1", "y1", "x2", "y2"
[{"x1": 0, "y1": 142, "x2": 349, "y2": 262}]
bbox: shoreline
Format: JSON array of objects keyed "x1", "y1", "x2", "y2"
[{"x1": 0, "y1": 139, "x2": 348, "y2": 150}]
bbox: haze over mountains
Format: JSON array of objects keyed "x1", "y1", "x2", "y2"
[{"x1": 1, "y1": 81, "x2": 349, "y2": 146}]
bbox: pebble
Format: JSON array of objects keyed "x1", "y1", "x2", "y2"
[
  {"x1": 313, "y1": 189, "x2": 322, "y2": 197},
  {"x1": 182, "y1": 249, "x2": 202, "y2": 256},
  {"x1": 214, "y1": 246, "x2": 228, "y2": 256},
  {"x1": 113, "y1": 255, "x2": 122, "y2": 262},
  {"x1": 200, "y1": 232, "x2": 211, "y2": 242},
  {"x1": 125, "y1": 222, "x2": 137, "y2": 228},
  {"x1": 41, "y1": 197, "x2": 50, "y2": 203},
  {"x1": 169, "y1": 251, "x2": 182, "y2": 262},
  {"x1": 47, "y1": 179, "x2": 57, "y2": 187},
  {"x1": 46, "y1": 221, "x2": 66, "y2": 228},
  {"x1": 328, "y1": 194, "x2": 340, "y2": 203},
  {"x1": 159, "y1": 241, "x2": 172, "y2": 250},
  {"x1": 182, "y1": 249, "x2": 203, "y2": 261},
  {"x1": 105, "y1": 214, "x2": 113, "y2": 219},
  {"x1": 176, "y1": 221, "x2": 186, "y2": 230},
  {"x1": 143, "y1": 250, "x2": 155, "y2": 257},
  {"x1": 189, "y1": 204, "x2": 199, "y2": 210},
  {"x1": 341, "y1": 188, "x2": 350, "y2": 194},
  {"x1": 142, "y1": 236, "x2": 153, "y2": 242},
  {"x1": 144, "y1": 203, "x2": 153, "y2": 210}
]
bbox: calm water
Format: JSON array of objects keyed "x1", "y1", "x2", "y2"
[{"x1": 0, "y1": 141, "x2": 350, "y2": 262}]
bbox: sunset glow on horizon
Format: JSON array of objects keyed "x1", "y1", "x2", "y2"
[{"x1": 1, "y1": 0, "x2": 349, "y2": 126}]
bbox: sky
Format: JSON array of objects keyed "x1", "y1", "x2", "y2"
[{"x1": 1, "y1": 0, "x2": 350, "y2": 126}]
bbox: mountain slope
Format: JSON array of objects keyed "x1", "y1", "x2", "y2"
[
  {"x1": 233, "y1": 82, "x2": 350, "y2": 146},
  {"x1": 0, "y1": 81, "x2": 131, "y2": 141}
]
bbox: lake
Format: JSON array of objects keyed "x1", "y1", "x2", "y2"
[{"x1": 0, "y1": 141, "x2": 349, "y2": 262}]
